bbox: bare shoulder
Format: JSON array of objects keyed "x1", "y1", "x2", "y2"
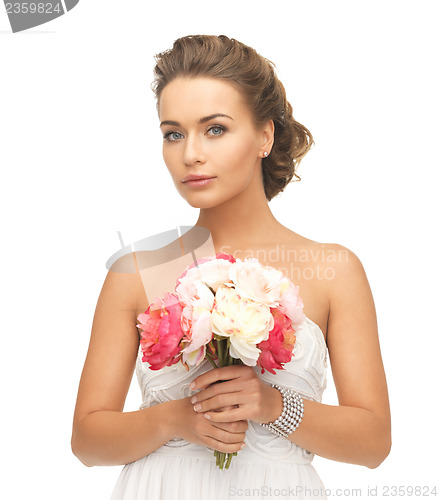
[
  {"x1": 275, "y1": 231, "x2": 357, "y2": 339},
  {"x1": 285, "y1": 230, "x2": 354, "y2": 260},
  {"x1": 305, "y1": 239, "x2": 391, "y2": 460},
  {"x1": 286, "y1": 232, "x2": 361, "y2": 280},
  {"x1": 298, "y1": 239, "x2": 375, "y2": 345},
  {"x1": 104, "y1": 251, "x2": 150, "y2": 316},
  {"x1": 321, "y1": 242, "x2": 390, "y2": 417},
  {"x1": 321, "y1": 242, "x2": 374, "y2": 328},
  {"x1": 71, "y1": 259, "x2": 148, "y2": 435}
]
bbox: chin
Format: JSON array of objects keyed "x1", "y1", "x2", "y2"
[
  {"x1": 177, "y1": 182, "x2": 246, "y2": 209},
  {"x1": 184, "y1": 197, "x2": 220, "y2": 209}
]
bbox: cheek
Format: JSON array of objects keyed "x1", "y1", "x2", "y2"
[
  {"x1": 162, "y1": 147, "x2": 178, "y2": 175},
  {"x1": 217, "y1": 135, "x2": 257, "y2": 173},
  {"x1": 162, "y1": 145, "x2": 171, "y2": 164}
]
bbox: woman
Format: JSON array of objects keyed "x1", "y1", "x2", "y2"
[{"x1": 71, "y1": 34, "x2": 391, "y2": 499}]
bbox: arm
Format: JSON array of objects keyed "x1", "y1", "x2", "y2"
[
  {"x1": 285, "y1": 244, "x2": 391, "y2": 468},
  {"x1": 71, "y1": 259, "x2": 247, "y2": 467},
  {"x1": 72, "y1": 404, "x2": 177, "y2": 467},
  {"x1": 189, "y1": 244, "x2": 391, "y2": 469},
  {"x1": 70, "y1": 262, "x2": 175, "y2": 467}
]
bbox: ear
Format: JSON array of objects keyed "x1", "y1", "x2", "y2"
[{"x1": 259, "y1": 119, "x2": 275, "y2": 156}]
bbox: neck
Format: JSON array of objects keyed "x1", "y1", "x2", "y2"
[{"x1": 194, "y1": 178, "x2": 284, "y2": 252}]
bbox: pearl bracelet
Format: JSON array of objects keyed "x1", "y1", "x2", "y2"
[{"x1": 261, "y1": 384, "x2": 304, "y2": 438}]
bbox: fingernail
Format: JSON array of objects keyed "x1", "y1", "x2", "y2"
[
  {"x1": 194, "y1": 403, "x2": 202, "y2": 411},
  {"x1": 204, "y1": 413, "x2": 211, "y2": 419},
  {"x1": 190, "y1": 396, "x2": 197, "y2": 404},
  {"x1": 189, "y1": 381, "x2": 196, "y2": 390},
  {"x1": 241, "y1": 443, "x2": 246, "y2": 449}
]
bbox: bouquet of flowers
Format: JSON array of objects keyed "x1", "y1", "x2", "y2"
[{"x1": 136, "y1": 252, "x2": 305, "y2": 469}]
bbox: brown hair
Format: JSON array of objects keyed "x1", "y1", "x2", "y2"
[{"x1": 151, "y1": 34, "x2": 314, "y2": 202}]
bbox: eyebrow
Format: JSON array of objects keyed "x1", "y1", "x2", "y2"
[{"x1": 159, "y1": 113, "x2": 234, "y2": 128}]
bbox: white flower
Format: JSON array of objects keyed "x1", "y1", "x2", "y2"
[
  {"x1": 228, "y1": 257, "x2": 284, "y2": 307},
  {"x1": 177, "y1": 258, "x2": 233, "y2": 297},
  {"x1": 211, "y1": 284, "x2": 274, "y2": 366}
]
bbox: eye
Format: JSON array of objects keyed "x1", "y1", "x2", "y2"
[
  {"x1": 162, "y1": 124, "x2": 227, "y2": 142},
  {"x1": 207, "y1": 125, "x2": 226, "y2": 136},
  {"x1": 163, "y1": 131, "x2": 183, "y2": 142}
]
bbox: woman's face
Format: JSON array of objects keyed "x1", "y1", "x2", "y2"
[{"x1": 158, "y1": 76, "x2": 269, "y2": 208}]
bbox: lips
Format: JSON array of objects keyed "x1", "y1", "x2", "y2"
[
  {"x1": 183, "y1": 174, "x2": 216, "y2": 183},
  {"x1": 182, "y1": 177, "x2": 216, "y2": 188}
]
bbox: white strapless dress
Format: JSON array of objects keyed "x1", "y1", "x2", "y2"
[{"x1": 110, "y1": 316, "x2": 329, "y2": 500}]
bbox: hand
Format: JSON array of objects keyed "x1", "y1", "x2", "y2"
[
  {"x1": 189, "y1": 364, "x2": 283, "y2": 425},
  {"x1": 172, "y1": 395, "x2": 248, "y2": 454}
]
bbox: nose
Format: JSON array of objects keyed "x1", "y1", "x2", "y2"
[{"x1": 183, "y1": 133, "x2": 206, "y2": 166}]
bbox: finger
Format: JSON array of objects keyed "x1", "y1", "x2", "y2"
[
  {"x1": 191, "y1": 379, "x2": 239, "y2": 405},
  {"x1": 193, "y1": 393, "x2": 241, "y2": 414},
  {"x1": 190, "y1": 364, "x2": 246, "y2": 391},
  {"x1": 212, "y1": 418, "x2": 248, "y2": 434},
  {"x1": 202, "y1": 435, "x2": 246, "y2": 454},
  {"x1": 203, "y1": 406, "x2": 243, "y2": 423}
]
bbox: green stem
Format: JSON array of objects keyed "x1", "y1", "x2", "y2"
[
  {"x1": 225, "y1": 452, "x2": 233, "y2": 469},
  {"x1": 220, "y1": 452, "x2": 225, "y2": 469},
  {"x1": 217, "y1": 338, "x2": 223, "y2": 367},
  {"x1": 209, "y1": 338, "x2": 239, "y2": 470},
  {"x1": 205, "y1": 351, "x2": 219, "y2": 370}
]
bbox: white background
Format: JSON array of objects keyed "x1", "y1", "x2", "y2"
[{"x1": 1, "y1": 1, "x2": 438, "y2": 498}]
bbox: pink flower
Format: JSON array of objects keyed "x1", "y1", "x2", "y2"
[
  {"x1": 176, "y1": 253, "x2": 235, "y2": 297},
  {"x1": 176, "y1": 252, "x2": 236, "y2": 282},
  {"x1": 279, "y1": 280, "x2": 306, "y2": 329},
  {"x1": 180, "y1": 309, "x2": 213, "y2": 367},
  {"x1": 179, "y1": 282, "x2": 215, "y2": 368},
  {"x1": 215, "y1": 252, "x2": 236, "y2": 264},
  {"x1": 256, "y1": 308, "x2": 297, "y2": 374},
  {"x1": 136, "y1": 292, "x2": 185, "y2": 370}
]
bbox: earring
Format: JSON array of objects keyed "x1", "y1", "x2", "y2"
[{"x1": 263, "y1": 151, "x2": 268, "y2": 157}]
